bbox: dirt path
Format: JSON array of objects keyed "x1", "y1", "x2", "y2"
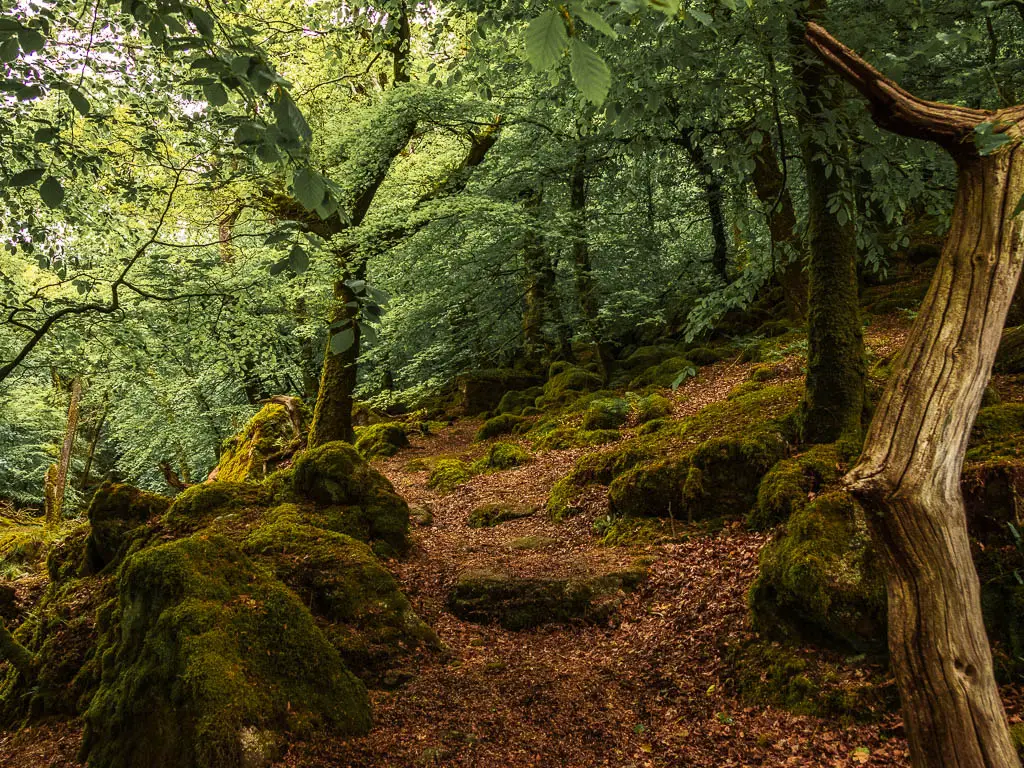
[{"x1": 281, "y1": 360, "x2": 915, "y2": 768}]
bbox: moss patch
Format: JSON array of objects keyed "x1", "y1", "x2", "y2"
[
  {"x1": 213, "y1": 401, "x2": 305, "y2": 483},
  {"x1": 85, "y1": 482, "x2": 170, "y2": 572},
  {"x1": 748, "y1": 441, "x2": 855, "y2": 531},
  {"x1": 471, "y1": 442, "x2": 532, "y2": 472},
  {"x1": 476, "y1": 414, "x2": 530, "y2": 441},
  {"x1": 535, "y1": 366, "x2": 603, "y2": 411},
  {"x1": 633, "y1": 394, "x2": 672, "y2": 424},
  {"x1": 580, "y1": 398, "x2": 629, "y2": 430}
]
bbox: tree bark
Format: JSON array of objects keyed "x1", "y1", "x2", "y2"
[
  {"x1": 521, "y1": 187, "x2": 570, "y2": 372},
  {"x1": 807, "y1": 22, "x2": 1024, "y2": 768},
  {"x1": 676, "y1": 127, "x2": 730, "y2": 284},
  {"x1": 46, "y1": 376, "x2": 82, "y2": 529},
  {"x1": 570, "y1": 146, "x2": 614, "y2": 377},
  {"x1": 80, "y1": 395, "x2": 108, "y2": 490},
  {"x1": 0, "y1": 618, "x2": 32, "y2": 679},
  {"x1": 749, "y1": 128, "x2": 808, "y2": 320},
  {"x1": 793, "y1": 0, "x2": 866, "y2": 445},
  {"x1": 308, "y1": 269, "x2": 360, "y2": 447}
]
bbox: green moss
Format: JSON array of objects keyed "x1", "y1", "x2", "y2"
[
  {"x1": 85, "y1": 482, "x2": 170, "y2": 572},
  {"x1": 593, "y1": 516, "x2": 670, "y2": 546},
  {"x1": 476, "y1": 413, "x2": 530, "y2": 441},
  {"x1": 457, "y1": 369, "x2": 543, "y2": 415},
  {"x1": 535, "y1": 366, "x2": 604, "y2": 411},
  {"x1": 634, "y1": 394, "x2": 672, "y2": 423},
  {"x1": 291, "y1": 442, "x2": 409, "y2": 556},
  {"x1": 495, "y1": 386, "x2": 544, "y2": 416},
  {"x1": 686, "y1": 346, "x2": 726, "y2": 365},
  {"x1": 471, "y1": 442, "x2": 532, "y2": 472},
  {"x1": 467, "y1": 502, "x2": 534, "y2": 528},
  {"x1": 510, "y1": 535, "x2": 557, "y2": 550},
  {"x1": 580, "y1": 398, "x2": 629, "y2": 430},
  {"x1": 446, "y1": 567, "x2": 646, "y2": 630},
  {"x1": 80, "y1": 534, "x2": 371, "y2": 768},
  {"x1": 243, "y1": 522, "x2": 438, "y2": 682},
  {"x1": 967, "y1": 404, "x2": 1024, "y2": 462},
  {"x1": 678, "y1": 382, "x2": 802, "y2": 445},
  {"x1": 724, "y1": 639, "x2": 896, "y2": 721},
  {"x1": 426, "y1": 459, "x2": 473, "y2": 493},
  {"x1": 748, "y1": 364, "x2": 782, "y2": 383},
  {"x1": 748, "y1": 441, "x2": 855, "y2": 531},
  {"x1": 530, "y1": 426, "x2": 621, "y2": 452},
  {"x1": 607, "y1": 458, "x2": 689, "y2": 518},
  {"x1": 354, "y1": 423, "x2": 410, "y2": 460},
  {"x1": 680, "y1": 432, "x2": 789, "y2": 519},
  {"x1": 214, "y1": 402, "x2": 305, "y2": 483},
  {"x1": 163, "y1": 482, "x2": 269, "y2": 532},
  {"x1": 750, "y1": 491, "x2": 886, "y2": 654},
  {"x1": 627, "y1": 356, "x2": 694, "y2": 390},
  {"x1": 996, "y1": 326, "x2": 1024, "y2": 374}
]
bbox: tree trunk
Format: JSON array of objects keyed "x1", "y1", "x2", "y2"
[
  {"x1": 570, "y1": 146, "x2": 614, "y2": 377},
  {"x1": 792, "y1": 0, "x2": 866, "y2": 444},
  {"x1": 676, "y1": 127, "x2": 729, "y2": 284},
  {"x1": 807, "y1": 22, "x2": 1024, "y2": 768},
  {"x1": 0, "y1": 619, "x2": 32, "y2": 679},
  {"x1": 749, "y1": 128, "x2": 808, "y2": 320},
  {"x1": 46, "y1": 376, "x2": 82, "y2": 529},
  {"x1": 80, "y1": 395, "x2": 108, "y2": 490},
  {"x1": 308, "y1": 270, "x2": 360, "y2": 447},
  {"x1": 521, "y1": 187, "x2": 570, "y2": 372}
]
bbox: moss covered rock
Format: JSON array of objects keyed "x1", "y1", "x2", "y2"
[
  {"x1": 354, "y1": 423, "x2": 410, "y2": 460},
  {"x1": 291, "y1": 442, "x2": 409, "y2": 555},
  {"x1": 447, "y1": 567, "x2": 646, "y2": 630},
  {"x1": 634, "y1": 394, "x2": 672, "y2": 424},
  {"x1": 81, "y1": 534, "x2": 371, "y2": 768},
  {"x1": 750, "y1": 491, "x2": 886, "y2": 655},
  {"x1": 495, "y1": 386, "x2": 544, "y2": 416},
  {"x1": 476, "y1": 413, "x2": 530, "y2": 441},
  {"x1": 426, "y1": 459, "x2": 473, "y2": 493},
  {"x1": 748, "y1": 442, "x2": 853, "y2": 531},
  {"x1": 535, "y1": 366, "x2": 604, "y2": 411},
  {"x1": 467, "y1": 502, "x2": 535, "y2": 528},
  {"x1": 607, "y1": 458, "x2": 689, "y2": 519},
  {"x1": 211, "y1": 400, "x2": 306, "y2": 483},
  {"x1": 85, "y1": 482, "x2": 170, "y2": 572},
  {"x1": 457, "y1": 370, "x2": 543, "y2": 415},
  {"x1": 627, "y1": 356, "x2": 694, "y2": 390},
  {"x1": 529, "y1": 424, "x2": 621, "y2": 452},
  {"x1": 580, "y1": 398, "x2": 629, "y2": 430},
  {"x1": 243, "y1": 518, "x2": 438, "y2": 682},
  {"x1": 471, "y1": 442, "x2": 532, "y2": 472}
]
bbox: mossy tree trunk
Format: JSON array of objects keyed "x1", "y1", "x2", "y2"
[
  {"x1": 570, "y1": 145, "x2": 614, "y2": 378},
  {"x1": 0, "y1": 618, "x2": 32, "y2": 679},
  {"x1": 749, "y1": 127, "x2": 808, "y2": 321},
  {"x1": 808, "y1": 22, "x2": 1024, "y2": 768},
  {"x1": 521, "y1": 186, "x2": 571, "y2": 372},
  {"x1": 309, "y1": 266, "x2": 361, "y2": 447},
  {"x1": 793, "y1": 0, "x2": 865, "y2": 445}
]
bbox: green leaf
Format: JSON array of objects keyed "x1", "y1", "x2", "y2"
[
  {"x1": 269, "y1": 259, "x2": 288, "y2": 276},
  {"x1": 288, "y1": 244, "x2": 308, "y2": 273},
  {"x1": 38, "y1": 176, "x2": 63, "y2": 208},
  {"x1": 572, "y1": 6, "x2": 618, "y2": 38},
  {"x1": 975, "y1": 122, "x2": 1013, "y2": 156},
  {"x1": 291, "y1": 168, "x2": 325, "y2": 211},
  {"x1": 524, "y1": 9, "x2": 568, "y2": 71},
  {"x1": 329, "y1": 326, "x2": 356, "y2": 355},
  {"x1": 0, "y1": 37, "x2": 19, "y2": 62},
  {"x1": 65, "y1": 86, "x2": 90, "y2": 116},
  {"x1": 569, "y1": 38, "x2": 611, "y2": 105},
  {"x1": 188, "y1": 6, "x2": 215, "y2": 39},
  {"x1": 1013, "y1": 192, "x2": 1024, "y2": 219},
  {"x1": 273, "y1": 91, "x2": 311, "y2": 144},
  {"x1": 686, "y1": 7, "x2": 714, "y2": 25},
  {"x1": 648, "y1": 0, "x2": 681, "y2": 17},
  {"x1": 233, "y1": 121, "x2": 263, "y2": 146},
  {"x1": 670, "y1": 366, "x2": 697, "y2": 391},
  {"x1": 10, "y1": 168, "x2": 44, "y2": 186},
  {"x1": 17, "y1": 27, "x2": 44, "y2": 53},
  {"x1": 33, "y1": 127, "x2": 57, "y2": 143},
  {"x1": 203, "y1": 81, "x2": 228, "y2": 107}
]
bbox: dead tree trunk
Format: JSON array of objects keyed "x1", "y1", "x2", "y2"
[
  {"x1": 46, "y1": 376, "x2": 82, "y2": 529},
  {"x1": 807, "y1": 22, "x2": 1024, "y2": 768}
]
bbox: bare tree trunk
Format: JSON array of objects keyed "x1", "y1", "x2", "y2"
[
  {"x1": 808, "y1": 22, "x2": 1024, "y2": 768},
  {"x1": 46, "y1": 376, "x2": 82, "y2": 529}
]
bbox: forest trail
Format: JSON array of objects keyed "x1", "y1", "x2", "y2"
[{"x1": 279, "y1": 347, "x2": 913, "y2": 768}]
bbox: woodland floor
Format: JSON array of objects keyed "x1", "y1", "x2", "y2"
[{"x1": 5, "y1": 314, "x2": 1024, "y2": 767}]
